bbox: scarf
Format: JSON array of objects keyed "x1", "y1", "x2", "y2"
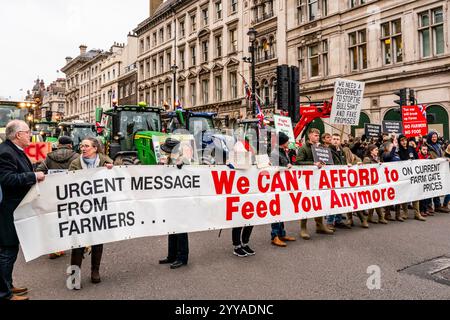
[{"x1": 81, "y1": 155, "x2": 100, "y2": 169}]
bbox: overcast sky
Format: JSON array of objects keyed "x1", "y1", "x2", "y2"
[{"x1": 0, "y1": 0, "x2": 148, "y2": 101}]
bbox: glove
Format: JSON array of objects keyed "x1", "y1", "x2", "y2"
[{"x1": 177, "y1": 163, "x2": 184, "y2": 170}]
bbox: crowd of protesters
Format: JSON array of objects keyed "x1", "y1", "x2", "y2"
[{"x1": 0, "y1": 119, "x2": 449, "y2": 299}]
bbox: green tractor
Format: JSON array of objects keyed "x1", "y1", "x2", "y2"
[
  {"x1": 57, "y1": 121, "x2": 97, "y2": 152},
  {"x1": 34, "y1": 121, "x2": 58, "y2": 147},
  {"x1": 96, "y1": 103, "x2": 165, "y2": 165}
]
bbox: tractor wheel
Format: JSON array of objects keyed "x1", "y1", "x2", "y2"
[{"x1": 114, "y1": 155, "x2": 141, "y2": 166}]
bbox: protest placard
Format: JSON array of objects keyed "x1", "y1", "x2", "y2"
[
  {"x1": 364, "y1": 123, "x2": 382, "y2": 138},
  {"x1": 273, "y1": 115, "x2": 296, "y2": 149},
  {"x1": 311, "y1": 145, "x2": 334, "y2": 165},
  {"x1": 382, "y1": 121, "x2": 403, "y2": 134},
  {"x1": 330, "y1": 79, "x2": 365, "y2": 125},
  {"x1": 402, "y1": 105, "x2": 428, "y2": 138}
]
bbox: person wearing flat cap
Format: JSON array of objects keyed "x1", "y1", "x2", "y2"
[{"x1": 158, "y1": 137, "x2": 190, "y2": 269}]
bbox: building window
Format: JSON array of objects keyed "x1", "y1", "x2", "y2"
[
  {"x1": 167, "y1": 24, "x2": 172, "y2": 39},
  {"x1": 140, "y1": 39, "x2": 144, "y2": 53},
  {"x1": 297, "y1": 47, "x2": 305, "y2": 79},
  {"x1": 180, "y1": 21, "x2": 185, "y2": 37},
  {"x1": 167, "y1": 52, "x2": 172, "y2": 70},
  {"x1": 230, "y1": 71, "x2": 237, "y2": 98},
  {"x1": 191, "y1": 14, "x2": 197, "y2": 32},
  {"x1": 215, "y1": 34, "x2": 222, "y2": 58},
  {"x1": 381, "y1": 19, "x2": 403, "y2": 65},
  {"x1": 229, "y1": 28, "x2": 237, "y2": 52},
  {"x1": 159, "y1": 56, "x2": 164, "y2": 74},
  {"x1": 152, "y1": 58, "x2": 157, "y2": 76},
  {"x1": 153, "y1": 33, "x2": 157, "y2": 46},
  {"x1": 191, "y1": 45, "x2": 197, "y2": 66},
  {"x1": 146, "y1": 60, "x2": 150, "y2": 77},
  {"x1": 202, "y1": 79, "x2": 209, "y2": 104},
  {"x1": 216, "y1": 1, "x2": 223, "y2": 20},
  {"x1": 179, "y1": 85, "x2": 185, "y2": 104},
  {"x1": 131, "y1": 82, "x2": 136, "y2": 95},
  {"x1": 322, "y1": 0, "x2": 328, "y2": 17},
  {"x1": 179, "y1": 49, "x2": 185, "y2": 69},
  {"x1": 202, "y1": 8, "x2": 209, "y2": 26},
  {"x1": 349, "y1": 29, "x2": 367, "y2": 71},
  {"x1": 140, "y1": 62, "x2": 144, "y2": 77},
  {"x1": 322, "y1": 40, "x2": 328, "y2": 76},
  {"x1": 297, "y1": 0, "x2": 305, "y2": 24},
  {"x1": 350, "y1": 0, "x2": 366, "y2": 8},
  {"x1": 146, "y1": 36, "x2": 150, "y2": 50},
  {"x1": 166, "y1": 86, "x2": 172, "y2": 106},
  {"x1": 308, "y1": 44, "x2": 319, "y2": 77},
  {"x1": 159, "y1": 28, "x2": 164, "y2": 43},
  {"x1": 159, "y1": 88, "x2": 164, "y2": 105},
  {"x1": 308, "y1": 0, "x2": 318, "y2": 21},
  {"x1": 215, "y1": 75, "x2": 222, "y2": 101},
  {"x1": 419, "y1": 7, "x2": 444, "y2": 57},
  {"x1": 190, "y1": 82, "x2": 196, "y2": 106},
  {"x1": 152, "y1": 90, "x2": 157, "y2": 105},
  {"x1": 202, "y1": 40, "x2": 209, "y2": 62},
  {"x1": 230, "y1": 0, "x2": 238, "y2": 13}
]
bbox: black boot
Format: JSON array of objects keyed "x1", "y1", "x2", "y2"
[{"x1": 91, "y1": 245, "x2": 103, "y2": 284}]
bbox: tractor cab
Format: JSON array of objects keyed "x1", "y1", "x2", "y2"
[
  {"x1": 57, "y1": 121, "x2": 97, "y2": 152},
  {"x1": 97, "y1": 104, "x2": 164, "y2": 164},
  {"x1": 237, "y1": 119, "x2": 276, "y2": 156}
]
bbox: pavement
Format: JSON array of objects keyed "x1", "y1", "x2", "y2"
[{"x1": 13, "y1": 208, "x2": 450, "y2": 300}]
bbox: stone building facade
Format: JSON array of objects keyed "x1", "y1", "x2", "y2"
[
  {"x1": 118, "y1": 33, "x2": 139, "y2": 106},
  {"x1": 41, "y1": 78, "x2": 66, "y2": 122},
  {"x1": 135, "y1": 0, "x2": 259, "y2": 128},
  {"x1": 286, "y1": 0, "x2": 450, "y2": 139}
]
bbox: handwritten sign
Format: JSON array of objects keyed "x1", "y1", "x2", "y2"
[
  {"x1": 330, "y1": 79, "x2": 365, "y2": 125},
  {"x1": 273, "y1": 115, "x2": 296, "y2": 149}
]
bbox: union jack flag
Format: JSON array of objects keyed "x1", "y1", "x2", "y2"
[{"x1": 417, "y1": 104, "x2": 427, "y2": 118}]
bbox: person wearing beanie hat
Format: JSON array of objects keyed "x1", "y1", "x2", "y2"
[
  {"x1": 35, "y1": 135, "x2": 80, "y2": 259},
  {"x1": 269, "y1": 132, "x2": 297, "y2": 247},
  {"x1": 158, "y1": 137, "x2": 190, "y2": 269}
]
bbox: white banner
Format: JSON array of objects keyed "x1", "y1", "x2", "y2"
[
  {"x1": 15, "y1": 159, "x2": 450, "y2": 262},
  {"x1": 330, "y1": 78, "x2": 365, "y2": 125}
]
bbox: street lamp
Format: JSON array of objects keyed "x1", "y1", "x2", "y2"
[
  {"x1": 247, "y1": 28, "x2": 258, "y2": 118},
  {"x1": 171, "y1": 64, "x2": 178, "y2": 110}
]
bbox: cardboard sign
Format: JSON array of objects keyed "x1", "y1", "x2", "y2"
[
  {"x1": 382, "y1": 121, "x2": 403, "y2": 134},
  {"x1": 24, "y1": 142, "x2": 52, "y2": 164},
  {"x1": 402, "y1": 105, "x2": 428, "y2": 138},
  {"x1": 364, "y1": 123, "x2": 382, "y2": 138},
  {"x1": 273, "y1": 115, "x2": 296, "y2": 149},
  {"x1": 330, "y1": 79, "x2": 365, "y2": 125},
  {"x1": 311, "y1": 145, "x2": 334, "y2": 165}
]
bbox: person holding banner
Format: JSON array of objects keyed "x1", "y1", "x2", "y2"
[
  {"x1": 0, "y1": 120, "x2": 46, "y2": 300},
  {"x1": 444, "y1": 145, "x2": 450, "y2": 211},
  {"x1": 68, "y1": 137, "x2": 114, "y2": 287},
  {"x1": 425, "y1": 131, "x2": 450, "y2": 213},
  {"x1": 417, "y1": 144, "x2": 433, "y2": 217},
  {"x1": 295, "y1": 128, "x2": 334, "y2": 240},
  {"x1": 397, "y1": 135, "x2": 426, "y2": 222},
  {"x1": 269, "y1": 132, "x2": 297, "y2": 247},
  {"x1": 363, "y1": 145, "x2": 388, "y2": 224},
  {"x1": 158, "y1": 138, "x2": 190, "y2": 269}
]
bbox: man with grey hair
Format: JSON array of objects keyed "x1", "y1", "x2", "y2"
[{"x1": 0, "y1": 120, "x2": 45, "y2": 300}]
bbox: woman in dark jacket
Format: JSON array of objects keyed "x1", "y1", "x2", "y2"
[{"x1": 68, "y1": 137, "x2": 113, "y2": 288}]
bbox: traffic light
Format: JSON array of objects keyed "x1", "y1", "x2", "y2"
[
  {"x1": 45, "y1": 110, "x2": 52, "y2": 121},
  {"x1": 408, "y1": 89, "x2": 416, "y2": 105},
  {"x1": 394, "y1": 88, "x2": 407, "y2": 107},
  {"x1": 276, "y1": 65, "x2": 290, "y2": 111},
  {"x1": 289, "y1": 66, "x2": 300, "y2": 123}
]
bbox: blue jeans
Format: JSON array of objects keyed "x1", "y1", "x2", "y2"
[
  {"x1": 326, "y1": 214, "x2": 343, "y2": 225},
  {"x1": 0, "y1": 245, "x2": 19, "y2": 300},
  {"x1": 433, "y1": 197, "x2": 441, "y2": 208},
  {"x1": 271, "y1": 223, "x2": 286, "y2": 240},
  {"x1": 444, "y1": 194, "x2": 450, "y2": 206},
  {"x1": 420, "y1": 198, "x2": 432, "y2": 212}
]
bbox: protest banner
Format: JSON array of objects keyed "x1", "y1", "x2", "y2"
[
  {"x1": 15, "y1": 159, "x2": 450, "y2": 262},
  {"x1": 273, "y1": 115, "x2": 296, "y2": 149},
  {"x1": 402, "y1": 105, "x2": 428, "y2": 138},
  {"x1": 311, "y1": 145, "x2": 334, "y2": 165},
  {"x1": 364, "y1": 123, "x2": 382, "y2": 138},
  {"x1": 382, "y1": 121, "x2": 403, "y2": 134},
  {"x1": 330, "y1": 79, "x2": 365, "y2": 125}
]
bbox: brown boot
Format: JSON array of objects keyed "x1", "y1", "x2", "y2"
[
  {"x1": 346, "y1": 213, "x2": 354, "y2": 227},
  {"x1": 9, "y1": 294, "x2": 29, "y2": 301},
  {"x1": 367, "y1": 210, "x2": 377, "y2": 224},
  {"x1": 91, "y1": 245, "x2": 103, "y2": 284},
  {"x1": 280, "y1": 236, "x2": 296, "y2": 242},
  {"x1": 271, "y1": 236, "x2": 287, "y2": 247},
  {"x1": 401, "y1": 203, "x2": 409, "y2": 220},
  {"x1": 315, "y1": 217, "x2": 334, "y2": 235},
  {"x1": 414, "y1": 212, "x2": 427, "y2": 221},
  {"x1": 436, "y1": 206, "x2": 450, "y2": 213},
  {"x1": 378, "y1": 209, "x2": 388, "y2": 224},
  {"x1": 395, "y1": 210, "x2": 405, "y2": 222},
  {"x1": 356, "y1": 211, "x2": 369, "y2": 228},
  {"x1": 300, "y1": 219, "x2": 311, "y2": 240},
  {"x1": 385, "y1": 208, "x2": 395, "y2": 221}
]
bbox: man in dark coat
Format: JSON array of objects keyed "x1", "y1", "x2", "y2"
[{"x1": 0, "y1": 120, "x2": 45, "y2": 300}]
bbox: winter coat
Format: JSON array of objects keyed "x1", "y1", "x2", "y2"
[
  {"x1": 418, "y1": 152, "x2": 430, "y2": 160},
  {"x1": 343, "y1": 147, "x2": 362, "y2": 165},
  {"x1": 0, "y1": 140, "x2": 37, "y2": 246},
  {"x1": 382, "y1": 146, "x2": 400, "y2": 162},
  {"x1": 295, "y1": 142, "x2": 315, "y2": 165},
  {"x1": 36, "y1": 147, "x2": 79, "y2": 174},
  {"x1": 69, "y1": 153, "x2": 113, "y2": 171},
  {"x1": 270, "y1": 147, "x2": 291, "y2": 167},
  {"x1": 363, "y1": 155, "x2": 380, "y2": 164},
  {"x1": 425, "y1": 131, "x2": 442, "y2": 159},
  {"x1": 329, "y1": 145, "x2": 347, "y2": 165}
]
